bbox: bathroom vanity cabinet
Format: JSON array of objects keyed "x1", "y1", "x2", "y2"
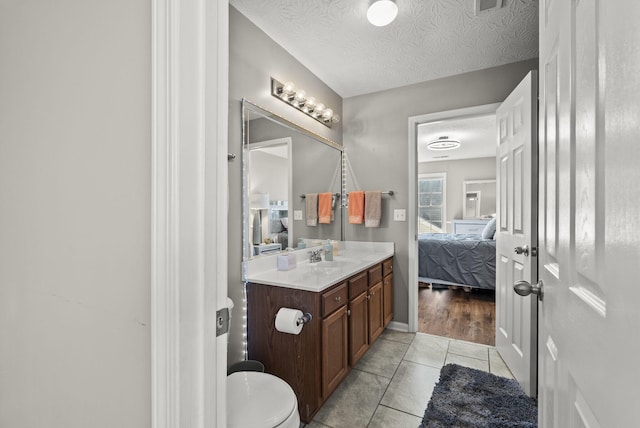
[{"x1": 246, "y1": 256, "x2": 394, "y2": 424}]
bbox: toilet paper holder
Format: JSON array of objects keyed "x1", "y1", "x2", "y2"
[{"x1": 296, "y1": 312, "x2": 313, "y2": 326}]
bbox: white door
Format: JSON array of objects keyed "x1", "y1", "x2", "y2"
[
  {"x1": 538, "y1": 0, "x2": 640, "y2": 426},
  {"x1": 495, "y1": 71, "x2": 538, "y2": 397},
  {"x1": 152, "y1": 0, "x2": 229, "y2": 427}
]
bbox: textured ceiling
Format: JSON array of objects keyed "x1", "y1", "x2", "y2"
[{"x1": 230, "y1": 0, "x2": 538, "y2": 98}]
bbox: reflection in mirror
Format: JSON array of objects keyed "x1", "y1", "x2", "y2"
[
  {"x1": 242, "y1": 100, "x2": 343, "y2": 261},
  {"x1": 248, "y1": 138, "x2": 292, "y2": 256},
  {"x1": 462, "y1": 180, "x2": 496, "y2": 219}
]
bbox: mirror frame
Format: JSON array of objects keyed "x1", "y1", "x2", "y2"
[{"x1": 241, "y1": 99, "x2": 344, "y2": 262}]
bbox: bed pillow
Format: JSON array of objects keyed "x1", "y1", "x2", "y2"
[{"x1": 481, "y1": 217, "x2": 497, "y2": 239}]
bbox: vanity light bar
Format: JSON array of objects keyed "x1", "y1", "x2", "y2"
[{"x1": 271, "y1": 78, "x2": 340, "y2": 128}]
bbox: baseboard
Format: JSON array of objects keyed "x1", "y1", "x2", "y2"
[{"x1": 386, "y1": 321, "x2": 409, "y2": 332}]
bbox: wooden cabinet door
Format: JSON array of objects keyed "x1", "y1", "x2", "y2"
[
  {"x1": 368, "y1": 281, "x2": 384, "y2": 343},
  {"x1": 348, "y1": 291, "x2": 368, "y2": 366},
  {"x1": 322, "y1": 305, "x2": 348, "y2": 399},
  {"x1": 383, "y1": 273, "x2": 393, "y2": 327}
]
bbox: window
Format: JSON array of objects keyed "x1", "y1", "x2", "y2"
[{"x1": 418, "y1": 173, "x2": 446, "y2": 233}]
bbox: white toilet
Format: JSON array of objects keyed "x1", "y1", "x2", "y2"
[{"x1": 227, "y1": 370, "x2": 300, "y2": 428}]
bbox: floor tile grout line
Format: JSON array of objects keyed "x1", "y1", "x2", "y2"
[
  {"x1": 364, "y1": 333, "x2": 420, "y2": 428},
  {"x1": 375, "y1": 335, "x2": 415, "y2": 409},
  {"x1": 377, "y1": 403, "x2": 425, "y2": 420},
  {"x1": 307, "y1": 330, "x2": 504, "y2": 427}
]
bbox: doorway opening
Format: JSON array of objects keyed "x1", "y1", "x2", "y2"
[{"x1": 408, "y1": 103, "x2": 501, "y2": 346}]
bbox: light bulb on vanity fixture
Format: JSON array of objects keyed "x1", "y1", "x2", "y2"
[
  {"x1": 294, "y1": 90, "x2": 306, "y2": 107},
  {"x1": 303, "y1": 97, "x2": 316, "y2": 113},
  {"x1": 282, "y1": 81, "x2": 295, "y2": 96},
  {"x1": 367, "y1": 0, "x2": 398, "y2": 27},
  {"x1": 271, "y1": 78, "x2": 340, "y2": 127}
]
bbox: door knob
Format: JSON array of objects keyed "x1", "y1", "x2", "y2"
[
  {"x1": 514, "y1": 245, "x2": 529, "y2": 256},
  {"x1": 513, "y1": 279, "x2": 543, "y2": 300}
]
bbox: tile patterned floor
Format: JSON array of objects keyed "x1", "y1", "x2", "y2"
[{"x1": 303, "y1": 330, "x2": 513, "y2": 428}]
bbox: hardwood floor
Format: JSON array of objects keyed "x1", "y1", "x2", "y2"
[{"x1": 418, "y1": 283, "x2": 495, "y2": 346}]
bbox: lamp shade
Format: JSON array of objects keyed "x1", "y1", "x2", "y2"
[{"x1": 367, "y1": 0, "x2": 398, "y2": 27}]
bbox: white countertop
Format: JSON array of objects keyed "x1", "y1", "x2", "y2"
[{"x1": 244, "y1": 241, "x2": 394, "y2": 292}]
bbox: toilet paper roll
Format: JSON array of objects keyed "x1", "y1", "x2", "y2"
[{"x1": 275, "y1": 308, "x2": 304, "y2": 335}]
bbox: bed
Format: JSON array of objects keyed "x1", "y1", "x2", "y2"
[{"x1": 418, "y1": 232, "x2": 496, "y2": 290}]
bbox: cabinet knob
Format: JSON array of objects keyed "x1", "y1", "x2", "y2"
[
  {"x1": 366, "y1": 294, "x2": 371, "y2": 300},
  {"x1": 334, "y1": 296, "x2": 342, "y2": 302}
]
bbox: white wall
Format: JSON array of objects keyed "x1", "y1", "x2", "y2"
[
  {"x1": 0, "y1": 2, "x2": 151, "y2": 427},
  {"x1": 419, "y1": 157, "x2": 496, "y2": 232}
]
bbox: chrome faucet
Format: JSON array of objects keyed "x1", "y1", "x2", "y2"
[{"x1": 308, "y1": 249, "x2": 323, "y2": 263}]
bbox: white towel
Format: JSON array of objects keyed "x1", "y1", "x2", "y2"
[
  {"x1": 305, "y1": 193, "x2": 318, "y2": 226},
  {"x1": 364, "y1": 191, "x2": 381, "y2": 228}
]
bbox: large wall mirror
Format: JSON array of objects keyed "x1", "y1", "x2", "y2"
[
  {"x1": 242, "y1": 100, "x2": 344, "y2": 260},
  {"x1": 462, "y1": 179, "x2": 496, "y2": 219}
]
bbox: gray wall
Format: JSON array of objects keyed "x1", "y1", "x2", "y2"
[
  {"x1": 0, "y1": 1, "x2": 151, "y2": 427},
  {"x1": 419, "y1": 157, "x2": 496, "y2": 231},
  {"x1": 250, "y1": 150, "x2": 289, "y2": 202},
  {"x1": 343, "y1": 59, "x2": 538, "y2": 326},
  {"x1": 228, "y1": 6, "x2": 344, "y2": 365}
]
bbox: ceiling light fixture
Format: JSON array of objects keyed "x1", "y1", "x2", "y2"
[
  {"x1": 427, "y1": 136, "x2": 461, "y2": 151},
  {"x1": 271, "y1": 78, "x2": 340, "y2": 128},
  {"x1": 367, "y1": 0, "x2": 398, "y2": 27}
]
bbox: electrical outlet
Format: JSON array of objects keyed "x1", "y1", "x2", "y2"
[
  {"x1": 294, "y1": 210, "x2": 303, "y2": 220},
  {"x1": 393, "y1": 209, "x2": 406, "y2": 221}
]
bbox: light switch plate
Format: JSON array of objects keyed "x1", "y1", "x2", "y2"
[
  {"x1": 393, "y1": 209, "x2": 406, "y2": 221},
  {"x1": 294, "y1": 210, "x2": 303, "y2": 220}
]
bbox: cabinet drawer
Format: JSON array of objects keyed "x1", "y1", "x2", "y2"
[
  {"x1": 382, "y1": 258, "x2": 393, "y2": 277},
  {"x1": 322, "y1": 282, "x2": 347, "y2": 317},
  {"x1": 368, "y1": 264, "x2": 382, "y2": 286},
  {"x1": 348, "y1": 271, "x2": 368, "y2": 299}
]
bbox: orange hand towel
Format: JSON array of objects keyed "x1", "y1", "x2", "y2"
[
  {"x1": 318, "y1": 192, "x2": 333, "y2": 224},
  {"x1": 348, "y1": 191, "x2": 365, "y2": 224}
]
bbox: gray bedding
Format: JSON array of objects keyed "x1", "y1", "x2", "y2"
[{"x1": 418, "y1": 233, "x2": 496, "y2": 290}]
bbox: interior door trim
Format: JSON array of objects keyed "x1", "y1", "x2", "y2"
[{"x1": 407, "y1": 103, "x2": 501, "y2": 332}]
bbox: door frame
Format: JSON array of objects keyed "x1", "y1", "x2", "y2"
[
  {"x1": 245, "y1": 137, "x2": 293, "y2": 252},
  {"x1": 151, "y1": 0, "x2": 229, "y2": 427},
  {"x1": 407, "y1": 103, "x2": 501, "y2": 332}
]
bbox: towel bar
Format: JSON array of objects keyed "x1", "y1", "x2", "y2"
[
  {"x1": 300, "y1": 192, "x2": 341, "y2": 199},
  {"x1": 345, "y1": 190, "x2": 394, "y2": 196}
]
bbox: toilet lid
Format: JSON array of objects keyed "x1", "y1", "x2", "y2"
[{"x1": 227, "y1": 371, "x2": 297, "y2": 428}]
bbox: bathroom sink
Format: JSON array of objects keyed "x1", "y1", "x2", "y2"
[
  {"x1": 310, "y1": 261, "x2": 341, "y2": 268},
  {"x1": 304, "y1": 258, "x2": 359, "y2": 272}
]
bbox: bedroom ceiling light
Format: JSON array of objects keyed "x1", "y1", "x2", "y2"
[
  {"x1": 271, "y1": 78, "x2": 340, "y2": 128},
  {"x1": 427, "y1": 136, "x2": 461, "y2": 151},
  {"x1": 367, "y1": 0, "x2": 398, "y2": 27}
]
